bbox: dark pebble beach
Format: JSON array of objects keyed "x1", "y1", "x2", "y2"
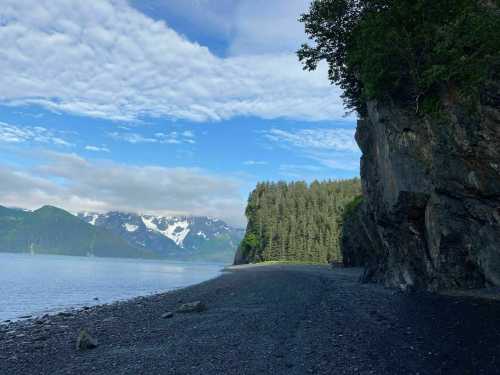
[{"x1": 1, "y1": 264, "x2": 500, "y2": 375}]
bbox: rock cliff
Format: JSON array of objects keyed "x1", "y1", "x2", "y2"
[{"x1": 346, "y1": 80, "x2": 500, "y2": 291}]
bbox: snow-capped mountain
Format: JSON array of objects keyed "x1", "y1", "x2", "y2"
[{"x1": 78, "y1": 212, "x2": 244, "y2": 263}]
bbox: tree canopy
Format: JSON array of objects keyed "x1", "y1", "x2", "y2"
[
  {"x1": 237, "y1": 179, "x2": 361, "y2": 264},
  {"x1": 298, "y1": 0, "x2": 500, "y2": 116}
]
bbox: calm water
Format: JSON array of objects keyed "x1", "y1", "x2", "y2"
[{"x1": 0, "y1": 253, "x2": 223, "y2": 321}]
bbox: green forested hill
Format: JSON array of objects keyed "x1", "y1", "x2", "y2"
[
  {"x1": 0, "y1": 205, "x2": 154, "y2": 258},
  {"x1": 234, "y1": 179, "x2": 361, "y2": 265}
]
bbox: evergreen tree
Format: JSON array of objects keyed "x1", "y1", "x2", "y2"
[{"x1": 236, "y1": 178, "x2": 362, "y2": 264}]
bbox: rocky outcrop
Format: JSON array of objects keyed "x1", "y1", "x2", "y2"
[
  {"x1": 347, "y1": 79, "x2": 500, "y2": 291},
  {"x1": 341, "y1": 198, "x2": 370, "y2": 267}
]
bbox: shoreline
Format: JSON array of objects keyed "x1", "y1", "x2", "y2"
[
  {"x1": 0, "y1": 252, "x2": 226, "y2": 323},
  {"x1": 4, "y1": 263, "x2": 498, "y2": 329},
  {"x1": 2, "y1": 260, "x2": 231, "y2": 328},
  {"x1": 2, "y1": 264, "x2": 500, "y2": 374},
  {"x1": 2, "y1": 262, "x2": 315, "y2": 326},
  {"x1": 2, "y1": 263, "x2": 327, "y2": 327}
]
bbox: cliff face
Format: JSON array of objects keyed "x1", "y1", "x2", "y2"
[
  {"x1": 349, "y1": 82, "x2": 500, "y2": 291},
  {"x1": 341, "y1": 202, "x2": 368, "y2": 267}
]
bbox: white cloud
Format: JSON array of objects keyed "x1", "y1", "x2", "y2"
[
  {"x1": 264, "y1": 128, "x2": 359, "y2": 152},
  {"x1": 131, "y1": 0, "x2": 311, "y2": 56},
  {"x1": 263, "y1": 127, "x2": 361, "y2": 171},
  {"x1": 0, "y1": 152, "x2": 246, "y2": 227},
  {"x1": 0, "y1": 121, "x2": 73, "y2": 147},
  {"x1": 0, "y1": 0, "x2": 345, "y2": 122},
  {"x1": 280, "y1": 164, "x2": 323, "y2": 172},
  {"x1": 109, "y1": 130, "x2": 196, "y2": 145},
  {"x1": 129, "y1": 0, "x2": 234, "y2": 44},
  {"x1": 279, "y1": 163, "x2": 324, "y2": 178},
  {"x1": 85, "y1": 145, "x2": 110, "y2": 152},
  {"x1": 181, "y1": 130, "x2": 195, "y2": 138},
  {"x1": 244, "y1": 160, "x2": 268, "y2": 166},
  {"x1": 108, "y1": 132, "x2": 157, "y2": 144},
  {"x1": 230, "y1": 0, "x2": 311, "y2": 55}
]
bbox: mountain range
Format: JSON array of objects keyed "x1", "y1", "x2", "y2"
[
  {"x1": 0, "y1": 205, "x2": 243, "y2": 263},
  {"x1": 78, "y1": 211, "x2": 244, "y2": 262},
  {"x1": 0, "y1": 205, "x2": 151, "y2": 258}
]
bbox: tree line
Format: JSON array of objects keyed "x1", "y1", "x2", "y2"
[{"x1": 236, "y1": 179, "x2": 361, "y2": 264}]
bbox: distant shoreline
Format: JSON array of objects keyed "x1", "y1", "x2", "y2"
[
  {"x1": 0, "y1": 250, "x2": 229, "y2": 264},
  {"x1": 0, "y1": 249, "x2": 232, "y2": 264}
]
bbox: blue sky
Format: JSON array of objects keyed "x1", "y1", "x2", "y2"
[{"x1": 0, "y1": 0, "x2": 359, "y2": 227}]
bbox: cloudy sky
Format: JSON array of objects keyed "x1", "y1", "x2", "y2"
[{"x1": 0, "y1": 0, "x2": 360, "y2": 227}]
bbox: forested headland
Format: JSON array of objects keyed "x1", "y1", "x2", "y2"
[
  {"x1": 234, "y1": 179, "x2": 361, "y2": 265},
  {"x1": 295, "y1": 0, "x2": 499, "y2": 290}
]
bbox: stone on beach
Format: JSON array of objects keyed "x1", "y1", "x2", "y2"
[
  {"x1": 76, "y1": 329, "x2": 98, "y2": 351},
  {"x1": 176, "y1": 301, "x2": 206, "y2": 313}
]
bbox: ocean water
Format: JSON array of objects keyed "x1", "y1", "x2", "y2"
[{"x1": 0, "y1": 252, "x2": 223, "y2": 321}]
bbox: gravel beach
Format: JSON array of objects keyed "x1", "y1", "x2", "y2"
[{"x1": 1, "y1": 264, "x2": 500, "y2": 374}]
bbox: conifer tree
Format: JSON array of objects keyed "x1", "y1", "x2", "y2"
[{"x1": 237, "y1": 178, "x2": 362, "y2": 264}]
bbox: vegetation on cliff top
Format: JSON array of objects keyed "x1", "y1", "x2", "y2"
[
  {"x1": 298, "y1": 0, "x2": 500, "y2": 116},
  {"x1": 235, "y1": 179, "x2": 361, "y2": 264}
]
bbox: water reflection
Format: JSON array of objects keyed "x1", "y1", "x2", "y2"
[{"x1": 0, "y1": 253, "x2": 222, "y2": 321}]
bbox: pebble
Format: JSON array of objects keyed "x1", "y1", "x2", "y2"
[
  {"x1": 76, "y1": 329, "x2": 98, "y2": 351},
  {"x1": 2, "y1": 266, "x2": 500, "y2": 374},
  {"x1": 176, "y1": 301, "x2": 206, "y2": 313}
]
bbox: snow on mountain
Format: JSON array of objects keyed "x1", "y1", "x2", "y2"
[
  {"x1": 81, "y1": 212, "x2": 99, "y2": 226},
  {"x1": 77, "y1": 211, "x2": 245, "y2": 262},
  {"x1": 162, "y1": 219, "x2": 190, "y2": 246},
  {"x1": 123, "y1": 223, "x2": 139, "y2": 232},
  {"x1": 141, "y1": 216, "x2": 190, "y2": 246}
]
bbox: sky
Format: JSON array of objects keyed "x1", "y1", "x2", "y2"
[{"x1": 0, "y1": 0, "x2": 360, "y2": 227}]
